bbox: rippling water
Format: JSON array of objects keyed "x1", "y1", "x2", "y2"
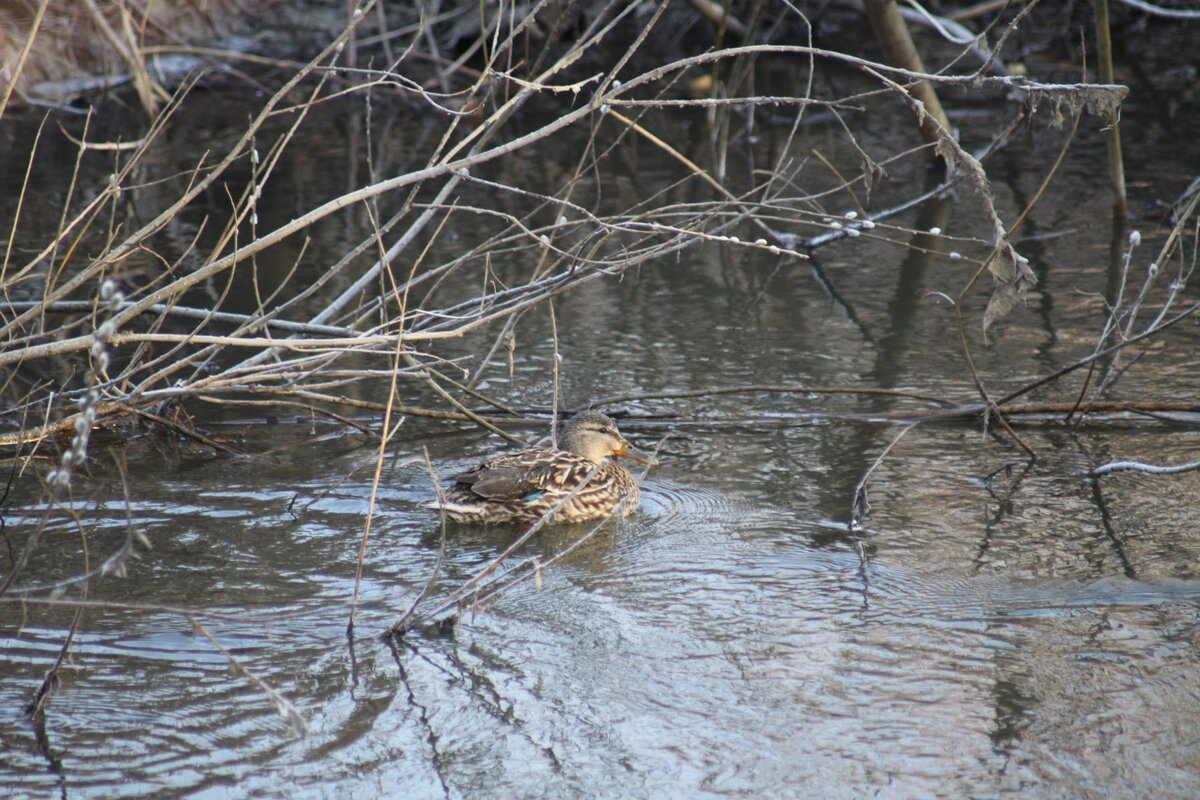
[
  {"x1": 5, "y1": 32, "x2": 1200, "y2": 800},
  {"x1": 6, "y1": 415, "x2": 1200, "y2": 798}
]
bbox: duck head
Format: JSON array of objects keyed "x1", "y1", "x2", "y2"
[{"x1": 560, "y1": 411, "x2": 651, "y2": 465}]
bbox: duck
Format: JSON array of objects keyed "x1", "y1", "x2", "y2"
[{"x1": 426, "y1": 411, "x2": 649, "y2": 525}]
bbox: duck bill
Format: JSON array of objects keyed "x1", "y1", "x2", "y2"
[{"x1": 614, "y1": 443, "x2": 657, "y2": 466}]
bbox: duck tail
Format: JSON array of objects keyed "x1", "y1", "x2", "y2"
[{"x1": 421, "y1": 499, "x2": 478, "y2": 517}]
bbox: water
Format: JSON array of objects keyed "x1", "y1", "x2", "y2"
[{"x1": 3, "y1": 34, "x2": 1200, "y2": 800}]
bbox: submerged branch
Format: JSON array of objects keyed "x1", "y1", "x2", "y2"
[{"x1": 1092, "y1": 458, "x2": 1200, "y2": 477}]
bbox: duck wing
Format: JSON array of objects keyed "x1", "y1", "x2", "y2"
[
  {"x1": 448, "y1": 450, "x2": 593, "y2": 502},
  {"x1": 450, "y1": 463, "x2": 541, "y2": 501}
]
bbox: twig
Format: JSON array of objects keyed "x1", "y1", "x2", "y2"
[
  {"x1": 396, "y1": 457, "x2": 616, "y2": 634},
  {"x1": 1092, "y1": 458, "x2": 1200, "y2": 477},
  {"x1": 997, "y1": 303, "x2": 1200, "y2": 407},
  {"x1": 549, "y1": 300, "x2": 561, "y2": 448},
  {"x1": 1114, "y1": 0, "x2": 1200, "y2": 19},
  {"x1": 390, "y1": 447, "x2": 449, "y2": 635},
  {"x1": 849, "y1": 422, "x2": 920, "y2": 531},
  {"x1": 589, "y1": 384, "x2": 951, "y2": 408}
]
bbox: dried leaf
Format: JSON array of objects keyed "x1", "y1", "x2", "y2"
[{"x1": 982, "y1": 246, "x2": 1038, "y2": 340}]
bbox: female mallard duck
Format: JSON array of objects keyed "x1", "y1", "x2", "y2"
[{"x1": 427, "y1": 411, "x2": 648, "y2": 525}]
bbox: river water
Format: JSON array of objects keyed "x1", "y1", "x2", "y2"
[{"x1": 2, "y1": 33, "x2": 1199, "y2": 800}]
